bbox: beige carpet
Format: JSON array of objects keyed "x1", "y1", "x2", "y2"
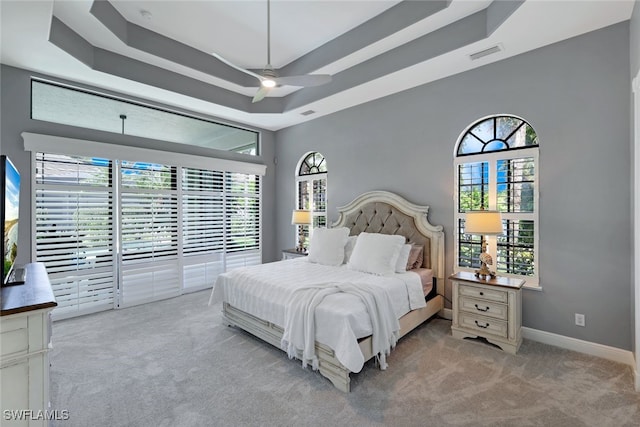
[{"x1": 49, "y1": 290, "x2": 640, "y2": 426}]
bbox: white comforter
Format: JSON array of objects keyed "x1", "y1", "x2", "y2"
[{"x1": 209, "y1": 258, "x2": 426, "y2": 373}]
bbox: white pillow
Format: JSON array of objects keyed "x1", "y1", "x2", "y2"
[
  {"x1": 343, "y1": 235, "x2": 358, "y2": 264},
  {"x1": 348, "y1": 232, "x2": 406, "y2": 276},
  {"x1": 395, "y1": 244, "x2": 412, "y2": 273},
  {"x1": 307, "y1": 227, "x2": 350, "y2": 266}
]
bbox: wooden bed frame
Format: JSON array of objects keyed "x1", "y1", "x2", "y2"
[{"x1": 221, "y1": 191, "x2": 445, "y2": 392}]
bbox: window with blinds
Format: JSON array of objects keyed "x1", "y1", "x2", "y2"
[
  {"x1": 182, "y1": 168, "x2": 225, "y2": 289},
  {"x1": 225, "y1": 172, "x2": 261, "y2": 269},
  {"x1": 454, "y1": 115, "x2": 539, "y2": 285},
  {"x1": 119, "y1": 161, "x2": 180, "y2": 307},
  {"x1": 295, "y1": 152, "x2": 327, "y2": 249},
  {"x1": 34, "y1": 153, "x2": 115, "y2": 318},
  {"x1": 34, "y1": 152, "x2": 262, "y2": 318}
]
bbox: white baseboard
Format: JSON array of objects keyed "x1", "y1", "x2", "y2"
[
  {"x1": 438, "y1": 311, "x2": 635, "y2": 370},
  {"x1": 521, "y1": 327, "x2": 635, "y2": 367}
]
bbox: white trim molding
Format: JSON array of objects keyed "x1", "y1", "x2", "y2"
[
  {"x1": 633, "y1": 72, "x2": 640, "y2": 391},
  {"x1": 522, "y1": 327, "x2": 635, "y2": 367},
  {"x1": 21, "y1": 132, "x2": 267, "y2": 176}
]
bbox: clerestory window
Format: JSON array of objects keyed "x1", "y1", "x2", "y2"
[{"x1": 454, "y1": 115, "x2": 539, "y2": 286}]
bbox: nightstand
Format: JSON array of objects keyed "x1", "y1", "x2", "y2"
[
  {"x1": 450, "y1": 271, "x2": 525, "y2": 354},
  {"x1": 282, "y1": 248, "x2": 308, "y2": 260}
]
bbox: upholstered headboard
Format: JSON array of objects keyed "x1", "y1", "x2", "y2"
[{"x1": 332, "y1": 191, "x2": 445, "y2": 289}]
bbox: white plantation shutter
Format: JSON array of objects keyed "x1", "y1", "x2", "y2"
[
  {"x1": 32, "y1": 145, "x2": 264, "y2": 318},
  {"x1": 34, "y1": 153, "x2": 115, "y2": 320},
  {"x1": 119, "y1": 161, "x2": 180, "y2": 307},
  {"x1": 181, "y1": 168, "x2": 225, "y2": 290},
  {"x1": 182, "y1": 168, "x2": 224, "y2": 255},
  {"x1": 224, "y1": 172, "x2": 261, "y2": 270}
]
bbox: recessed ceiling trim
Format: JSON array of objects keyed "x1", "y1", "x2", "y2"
[
  {"x1": 52, "y1": 0, "x2": 523, "y2": 116},
  {"x1": 48, "y1": 17, "x2": 283, "y2": 114},
  {"x1": 91, "y1": 0, "x2": 451, "y2": 90},
  {"x1": 279, "y1": 0, "x2": 450, "y2": 78},
  {"x1": 284, "y1": 9, "x2": 490, "y2": 112},
  {"x1": 90, "y1": 0, "x2": 255, "y2": 88}
]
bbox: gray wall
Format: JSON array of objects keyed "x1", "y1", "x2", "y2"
[
  {"x1": 0, "y1": 65, "x2": 279, "y2": 268},
  {"x1": 275, "y1": 23, "x2": 632, "y2": 350}
]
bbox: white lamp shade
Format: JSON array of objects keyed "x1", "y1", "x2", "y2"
[
  {"x1": 291, "y1": 209, "x2": 312, "y2": 225},
  {"x1": 465, "y1": 210, "x2": 503, "y2": 235}
]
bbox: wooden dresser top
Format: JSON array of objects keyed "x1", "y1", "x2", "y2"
[{"x1": 1, "y1": 263, "x2": 57, "y2": 316}]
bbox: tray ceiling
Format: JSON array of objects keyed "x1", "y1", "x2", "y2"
[{"x1": 0, "y1": 0, "x2": 635, "y2": 130}]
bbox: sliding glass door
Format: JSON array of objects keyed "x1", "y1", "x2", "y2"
[{"x1": 34, "y1": 152, "x2": 261, "y2": 319}]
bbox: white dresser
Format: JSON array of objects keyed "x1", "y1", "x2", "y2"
[
  {"x1": 1, "y1": 263, "x2": 57, "y2": 426},
  {"x1": 450, "y1": 271, "x2": 525, "y2": 354}
]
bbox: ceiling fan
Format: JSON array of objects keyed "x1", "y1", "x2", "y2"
[{"x1": 212, "y1": 0, "x2": 332, "y2": 103}]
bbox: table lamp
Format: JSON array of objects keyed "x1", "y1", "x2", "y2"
[
  {"x1": 291, "y1": 209, "x2": 312, "y2": 252},
  {"x1": 465, "y1": 210, "x2": 503, "y2": 279}
]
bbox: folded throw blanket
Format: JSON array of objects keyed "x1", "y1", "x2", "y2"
[{"x1": 281, "y1": 282, "x2": 400, "y2": 371}]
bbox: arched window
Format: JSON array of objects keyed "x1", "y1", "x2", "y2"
[
  {"x1": 454, "y1": 115, "x2": 539, "y2": 285},
  {"x1": 295, "y1": 152, "x2": 327, "y2": 247}
]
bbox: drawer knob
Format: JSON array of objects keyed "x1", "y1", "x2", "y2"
[
  {"x1": 475, "y1": 304, "x2": 490, "y2": 312},
  {"x1": 475, "y1": 320, "x2": 490, "y2": 329},
  {"x1": 479, "y1": 291, "x2": 484, "y2": 296}
]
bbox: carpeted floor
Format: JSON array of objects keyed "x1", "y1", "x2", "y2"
[{"x1": 49, "y1": 290, "x2": 640, "y2": 427}]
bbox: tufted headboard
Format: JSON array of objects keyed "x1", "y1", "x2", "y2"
[{"x1": 332, "y1": 191, "x2": 445, "y2": 291}]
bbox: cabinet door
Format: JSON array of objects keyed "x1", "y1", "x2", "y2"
[{"x1": 1, "y1": 359, "x2": 30, "y2": 425}]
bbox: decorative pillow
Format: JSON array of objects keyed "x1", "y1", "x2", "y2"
[
  {"x1": 395, "y1": 244, "x2": 412, "y2": 273},
  {"x1": 407, "y1": 244, "x2": 424, "y2": 270},
  {"x1": 343, "y1": 235, "x2": 358, "y2": 264},
  {"x1": 307, "y1": 227, "x2": 350, "y2": 266},
  {"x1": 348, "y1": 232, "x2": 406, "y2": 276}
]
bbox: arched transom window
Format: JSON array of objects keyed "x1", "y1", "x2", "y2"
[
  {"x1": 295, "y1": 152, "x2": 328, "y2": 247},
  {"x1": 454, "y1": 115, "x2": 539, "y2": 285},
  {"x1": 299, "y1": 152, "x2": 327, "y2": 175}
]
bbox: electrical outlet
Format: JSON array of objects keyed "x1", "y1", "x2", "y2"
[{"x1": 575, "y1": 313, "x2": 585, "y2": 327}]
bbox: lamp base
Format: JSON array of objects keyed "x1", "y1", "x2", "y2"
[
  {"x1": 474, "y1": 262, "x2": 496, "y2": 280},
  {"x1": 296, "y1": 233, "x2": 307, "y2": 253}
]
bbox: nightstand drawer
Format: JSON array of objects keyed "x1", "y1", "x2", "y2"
[
  {"x1": 458, "y1": 313, "x2": 508, "y2": 339},
  {"x1": 458, "y1": 284, "x2": 508, "y2": 304},
  {"x1": 459, "y1": 296, "x2": 508, "y2": 320}
]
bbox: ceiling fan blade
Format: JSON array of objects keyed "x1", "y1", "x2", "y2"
[
  {"x1": 211, "y1": 52, "x2": 263, "y2": 81},
  {"x1": 252, "y1": 86, "x2": 270, "y2": 103},
  {"x1": 275, "y1": 74, "x2": 332, "y2": 87}
]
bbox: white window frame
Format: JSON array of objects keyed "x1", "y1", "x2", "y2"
[
  {"x1": 294, "y1": 152, "x2": 328, "y2": 246},
  {"x1": 453, "y1": 118, "x2": 540, "y2": 289},
  {"x1": 26, "y1": 132, "x2": 265, "y2": 318}
]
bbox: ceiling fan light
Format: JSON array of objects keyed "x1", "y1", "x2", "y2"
[{"x1": 261, "y1": 78, "x2": 277, "y2": 88}]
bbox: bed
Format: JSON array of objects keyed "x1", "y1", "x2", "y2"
[{"x1": 209, "y1": 190, "x2": 445, "y2": 392}]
